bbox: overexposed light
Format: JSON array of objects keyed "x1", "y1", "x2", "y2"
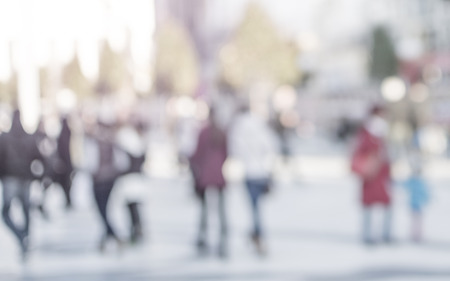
[
  {"x1": 33, "y1": 41, "x2": 51, "y2": 68},
  {"x1": 409, "y1": 83, "x2": 429, "y2": 103},
  {"x1": 0, "y1": 43, "x2": 11, "y2": 82},
  {"x1": 420, "y1": 126, "x2": 447, "y2": 155},
  {"x1": 381, "y1": 76, "x2": 406, "y2": 102},
  {"x1": 77, "y1": 39, "x2": 99, "y2": 80},
  {"x1": 195, "y1": 100, "x2": 210, "y2": 121},
  {"x1": 134, "y1": 69, "x2": 151, "y2": 93},
  {"x1": 17, "y1": 41, "x2": 40, "y2": 133},
  {"x1": 297, "y1": 32, "x2": 320, "y2": 52},
  {"x1": 107, "y1": 22, "x2": 127, "y2": 53},
  {"x1": 128, "y1": 0, "x2": 155, "y2": 65},
  {"x1": 222, "y1": 157, "x2": 245, "y2": 182},
  {"x1": 176, "y1": 96, "x2": 197, "y2": 118},
  {"x1": 55, "y1": 40, "x2": 76, "y2": 64},
  {"x1": 44, "y1": 114, "x2": 62, "y2": 138},
  {"x1": 0, "y1": 1, "x2": 22, "y2": 41},
  {"x1": 273, "y1": 85, "x2": 297, "y2": 112},
  {"x1": 56, "y1": 88, "x2": 77, "y2": 114}
]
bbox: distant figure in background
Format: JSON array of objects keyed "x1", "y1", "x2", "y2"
[
  {"x1": 403, "y1": 161, "x2": 429, "y2": 242},
  {"x1": 190, "y1": 110, "x2": 228, "y2": 258},
  {"x1": 55, "y1": 116, "x2": 74, "y2": 209},
  {"x1": 0, "y1": 110, "x2": 44, "y2": 260},
  {"x1": 351, "y1": 105, "x2": 392, "y2": 244},
  {"x1": 229, "y1": 106, "x2": 280, "y2": 256},
  {"x1": 33, "y1": 118, "x2": 54, "y2": 219}
]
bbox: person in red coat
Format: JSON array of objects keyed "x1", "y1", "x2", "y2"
[
  {"x1": 351, "y1": 105, "x2": 392, "y2": 244},
  {"x1": 189, "y1": 109, "x2": 228, "y2": 257}
]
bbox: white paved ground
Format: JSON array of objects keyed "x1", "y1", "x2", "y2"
[{"x1": 1, "y1": 153, "x2": 450, "y2": 280}]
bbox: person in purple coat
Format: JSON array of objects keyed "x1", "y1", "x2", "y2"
[{"x1": 189, "y1": 109, "x2": 228, "y2": 258}]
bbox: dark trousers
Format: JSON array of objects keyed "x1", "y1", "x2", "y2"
[
  {"x1": 245, "y1": 179, "x2": 269, "y2": 238},
  {"x1": 2, "y1": 177, "x2": 31, "y2": 246},
  {"x1": 93, "y1": 180, "x2": 117, "y2": 238},
  {"x1": 127, "y1": 202, "x2": 143, "y2": 242},
  {"x1": 55, "y1": 172, "x2": 73, "y2": 208},
  {"x1": 196, "y1": 187, "x2": 227, "y2": 248}
]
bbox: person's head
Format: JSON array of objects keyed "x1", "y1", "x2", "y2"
[
  {"x1": 366, "y1": 104, "x2": 388, "y2": 138},
  {"x1": 369, "y1": 104, "x2": 386, "y2": 118}
]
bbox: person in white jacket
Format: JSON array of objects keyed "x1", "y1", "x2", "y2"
[{"x1": 228, "y1": 106, "x2": 280, "y2": 255}]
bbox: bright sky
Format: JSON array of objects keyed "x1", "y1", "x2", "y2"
[
  {"x1": 0, "y1": 0, "x2": 155, "y2": 80},
  {"x1": 0, "y1": 0, "x2": 155, "y2": 131},
  {"x1": 208, "y1": 0, "x2": 371, "y2": 41}
]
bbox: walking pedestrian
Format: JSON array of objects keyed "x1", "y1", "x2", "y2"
[
  {"x1": 190, "y1": 110, "x2": 228, "y2": 258},
  {"x1": 0, "y1": 110, "x2": 45, "y2": 260},
  {"x1": 351, "y1": 105, "x2": 392, "y2": 245},
  {"x1": 229, "y1": 106, "x2": 280, "y2": 256}
]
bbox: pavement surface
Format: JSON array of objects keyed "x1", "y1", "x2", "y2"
[{"x1": 1, "y1": 153, "x2": 450, "y2": 281}]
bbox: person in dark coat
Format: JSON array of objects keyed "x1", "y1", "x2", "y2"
[
  {"x1": 351, "y1": 105, "x2": 392, "y2": 244},
  {"x1": 0, "y1": 110, "x2": 44, "y2": 259},
  {"x1": 90, "y1": 121, "x2": 125, "y2": 252},
  {"x1": 189, "y1": 110, "x2": 228, "y2": 257},
  {"x1": 55, "y1": 117, "x2": 74, "y2": 208}
]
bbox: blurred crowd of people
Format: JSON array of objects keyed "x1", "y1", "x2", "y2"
[
  {"x1": 0, "y1": 90, "x2": 283, "y2": 261},
  {"x1": 0, "y1": 104, "x2": 149, "y2": 260},
  {"x1": 0, "y1": 91, "x2": 434, "y2": 263}
]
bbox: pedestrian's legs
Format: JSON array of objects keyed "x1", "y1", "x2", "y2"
[
  {"x1": 246, "y1": 179, "x2": 268, "y2": 255},
  {"x1": 412, "y1": 209, "x2": 422, "y2": 242},
  {"x1": 93, "y1": 180, "x2": 117, "y2": 239},
  {"x1": 37, "y1": 177, "x2": 52, "y2": 219},
  {"x1": 196, "y1": 187, "x2": 208, "y2": 250},
  {"x1": 127, "y1": 202, "x2": 143, "y2": 243},
  {"x1": 362, "y1": 207, "x2": 372, "y2": 244},
  {"x1": 2, "y1": 177, "x2": 22, "y2": 241},
  {"x1": 2, "y1": 177, "x2": 23, "y2": 242},
  {"x1": 246, "y1": 180, "x2": 262, "y2": 239},
  {"x1": 56, "y1": 172, "x2": 72, "y2": 208},
  {"x1": 62, "y1": 172, "x2": 73, "y2": 208},
  {"x1": 2, "y1": 177, "x2": 31, "y2": 257},
  {"x1": 217, "y1": 188, "x2": 227, "y2": 257},
  {"x1": 17, "y1": 181, "x2": 31, "y2": 239},
  {"x1": 382, "y1": 206, "x2": 392, "y2": 242}
]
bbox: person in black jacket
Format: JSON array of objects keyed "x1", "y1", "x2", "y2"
[
  {"x1": 91, "y1": 121, "x2": 124, "y2": 252},
  {"x1": 0, "y1": 110, "x2": 44, "y2": 260},
  {"x1": 55, "y1": 117, "x2": 74, "y2": 208}
]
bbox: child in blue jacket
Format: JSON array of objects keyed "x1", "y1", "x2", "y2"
[{"x1": 403, "y1": 163, "x2": 429, "y2": 242}]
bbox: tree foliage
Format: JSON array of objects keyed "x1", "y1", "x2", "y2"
[
  {"x1": 154, "y1": 20, "x2": 199, "y2": 96},
  {"x1": 62, "y1": 55, "x2": 92, "y2": 98},
  {"x1": 220, "y1": 3, "x2": 300, "y2": 90},
  {"x1": 98, "y1": 42, "x2": 128, "y2": 93},
  {"x1": 369, "y1": 26, "x2": 398, "y2": 81},
  {"x1": 0, "y1": 74, "x2": 17, "y2": 103}
]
